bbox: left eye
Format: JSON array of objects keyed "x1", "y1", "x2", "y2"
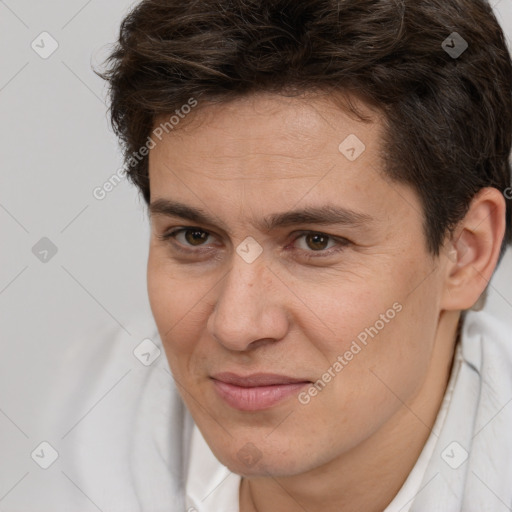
[{"x1": 294, "y1": 232, "x2": 338, "y2": 252}]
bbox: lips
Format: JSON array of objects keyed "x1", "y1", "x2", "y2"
[
  {"x1": 211, "y1": 372, "x2": 311, "y2": 411},
  {"x1": 212, "y1": 372, "x2": 310, "y2": 387}
]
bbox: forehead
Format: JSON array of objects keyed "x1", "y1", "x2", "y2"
[{"x1": 148, "y1": 91, "x2": 385, "y2": 181}]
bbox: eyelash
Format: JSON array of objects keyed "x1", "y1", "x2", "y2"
[{"x1": 157, "y1": 227, "x2": 350, "y2": 260}]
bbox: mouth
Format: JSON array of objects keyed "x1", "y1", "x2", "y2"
[{"x1": 210, "y1": 372, "x2": 311, "y2": 411}]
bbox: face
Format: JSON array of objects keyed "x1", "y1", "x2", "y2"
[{"x1": 147, "y1": 92, "x2": 447, "y2": 477}]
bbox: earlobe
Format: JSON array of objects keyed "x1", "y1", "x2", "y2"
[{"x1": 441, "y1": 187, "x2": 507, "y2": 311}]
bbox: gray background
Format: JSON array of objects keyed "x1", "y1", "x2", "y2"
[{"x1": 1, "y1": 0, "x2": 511, "y2": 509}]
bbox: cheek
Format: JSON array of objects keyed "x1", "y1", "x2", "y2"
[
  {"x1": 298, "y1": 261, "x2": 438, "y2": 402},
  {"x1": 291, "y1": 303, "x2": 433, "y2": 457},
  {"x1": 147, "y1": 255, "x2": 175, "y2": 332},
  {"x1": 287, "y1": 269, "x2": 399, "y2": 354},
  {"x1": 147, "y1": 253, "x2": 205, "y2": 360},
  {"x1": 147, "y1": 249, "x2": 204, "y2": 325},
  {"x1": 325, "y1": 280, "x2": 439, "y2": 416}
]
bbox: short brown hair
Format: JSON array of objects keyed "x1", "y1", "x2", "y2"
[{"x1": 97, "y1": 0, "x2": 512, "y2": 258}]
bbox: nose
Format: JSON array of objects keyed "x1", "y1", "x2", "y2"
[{"x1": 206, "y1": 256, "x2": 290, "y2": 352}]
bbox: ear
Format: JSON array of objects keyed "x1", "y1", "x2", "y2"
[{"x1": 441, "y1": 187, "x2": 507, "y2": 311}]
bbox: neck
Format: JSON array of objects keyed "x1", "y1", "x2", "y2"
[{"x1": 239, "y1": 310, "x2": 460, "y2": 512}]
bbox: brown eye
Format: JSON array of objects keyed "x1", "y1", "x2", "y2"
[
  {"x1": 158, "y1": 227, "x2": 214, "y2": 249},
  {"x1": 291, "y1": 231, "x2": 350, "y2": 259},
  {"x1": 305, "y1": 233, "x2": 330, "y2": 251},
  {"x1": 184, "y1": 229, "x2": 209, "y2": 246}
]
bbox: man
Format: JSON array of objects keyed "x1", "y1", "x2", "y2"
[{"x1": 95, "y1": 0, "x2": 512, "y2": 510}]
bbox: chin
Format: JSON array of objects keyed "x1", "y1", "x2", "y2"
[{"x1": 219, "y1": 445, "x2": 311, "y2": 478}]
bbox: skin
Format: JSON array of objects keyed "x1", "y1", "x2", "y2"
[{"x1": 146, "y1": 92, "x2": 506, "y2": 512}]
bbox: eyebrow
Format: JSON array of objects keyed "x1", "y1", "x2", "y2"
[{"x1": 148, "y1": 199, "x2": 373, "y2": 232}]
